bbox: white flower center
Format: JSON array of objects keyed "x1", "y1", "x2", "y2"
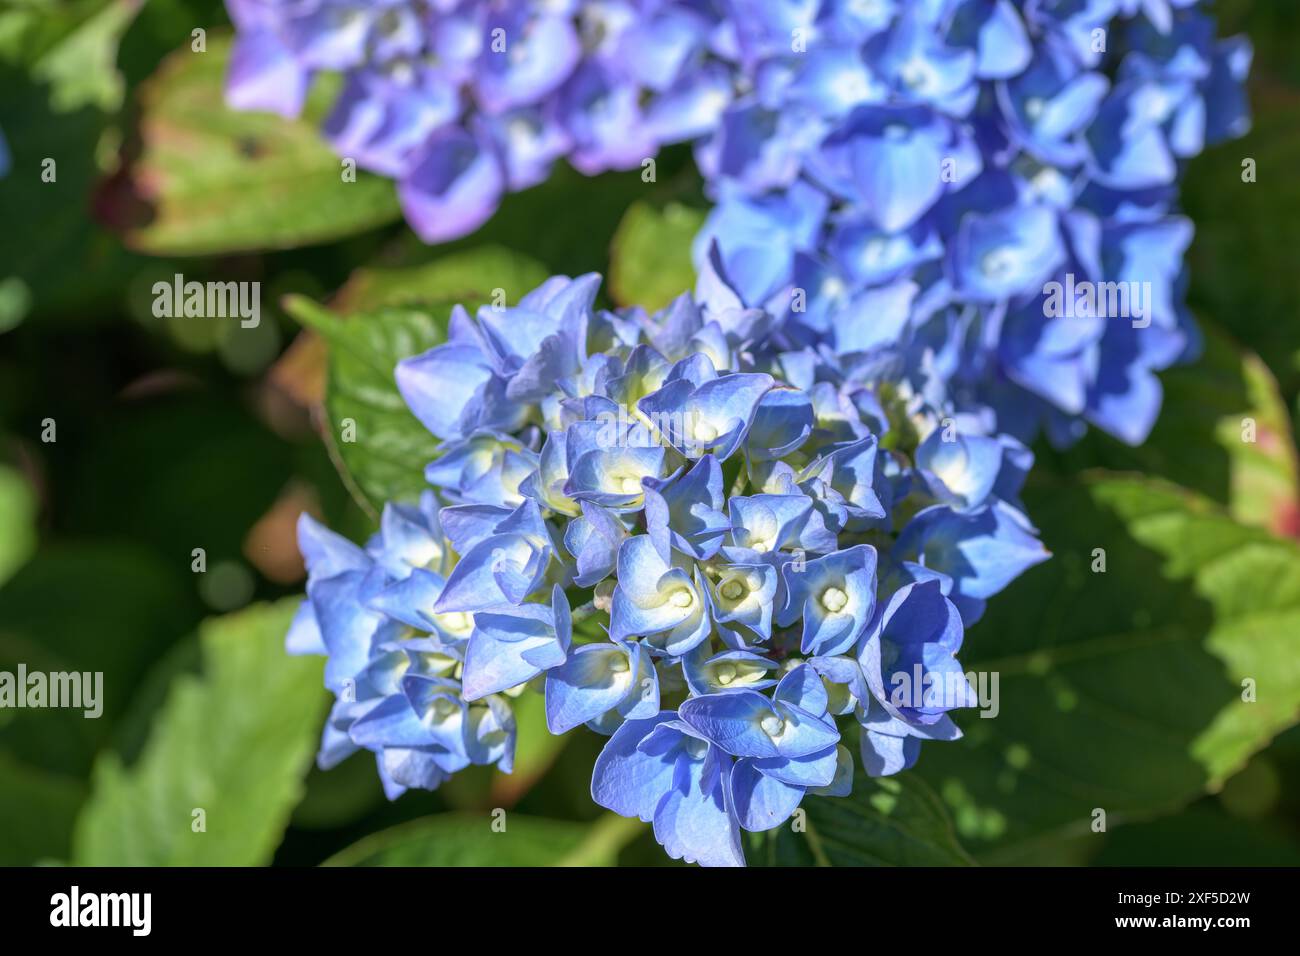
[
  {"x1": 899, "y1": 58, "x2": 933, "y2": 92},
  {"x1": 439, "y1": 611, "x2": 472, "y2": 634},
  {"x1": 821, "y1": 587, "x2": 849, "y2": 613},
  {"x1": 981, "y1": 247, "x2": 1018, "y2": 279},
  {"x1": 692, "y1": 420, "x2": 719, "y2": 443}
]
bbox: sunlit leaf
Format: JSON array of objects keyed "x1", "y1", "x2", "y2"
[{"x1": 71, "y1": 599, "x2": 327, "y2": 865}]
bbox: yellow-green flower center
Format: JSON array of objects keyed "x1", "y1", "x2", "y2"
[{"x1": 719, "y1": 579, "x2": 745, "y2": 601}]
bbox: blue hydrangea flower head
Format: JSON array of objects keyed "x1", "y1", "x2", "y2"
[
  {"x1": 692, "y1": 0, "x2": 1251, "y2": 448},
  {"x1": 291, "y1": 270, "x2": 1051, "y2": 864},
  {"x1": 227, "y1": 1, "x2": 1251, "y2": 449}
]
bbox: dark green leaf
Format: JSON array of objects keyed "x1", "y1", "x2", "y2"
[
  {"x1": 766, "y1": 770, "x2": 974, "y2": 867},
  {"x1": 1093, "y1": 801, "x2": 1300, "y2": 866},
  {"x1": 285, "y1": 296, "x2": 445, "y2": 513},
  {"x1": 1183, "y1": 88, "x2": 1300, "y2": 393},
  {"x1": 1053, "y1": 323, "x2": 1299, "y2": 536},
  {"x1": 0, "y1": 75, "x2": 137, "y2": 323},
  {"x1": 0, "y1": 752, "x2": 85, "y2": 865},
  {"x1": 489, "y1": 688, "x2": 569, "y2": 807},
  {"x1": 286, "y1": 246, "x2": 548, "y2": 512},
  {"x1": 290, "y1": 749, "x2": 386, "y2": 831},
  {"x1": 915, "y1": 473, "x2": 1300, "y2": 862}
]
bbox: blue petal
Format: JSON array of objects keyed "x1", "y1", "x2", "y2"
[
  {"x1": 286, "y1": 598, "x2": 326, "y2": 656},
  {"x1": 461, "y1": 603, "x2": 566, "y2": 700},
  {"x1": 433, "y1": 533, "x2": 549, "y2": 613},
  {"x1": 545, "y1": 643, "x2": 639, "y2": 733},
  {"x1": 298, "y1": 512, "x2": 369, "y2": 577},
  {"x1": 349, "y1": 694, "x2": 435, "y2": 749},
  {"x1": 752, "y1": 744, "x2": 839, "y2": 788},
  {"x1": 730, "y1": 758, "x2": 806, "y2": 832},
  {"x1": 679, "y1": 691, "x2": 839, "y2": 759},
  {"x1": 396, "y1": 343, "x2": 494, "y2": 442},
  {"x1": 860, "y1": 728, "x2": 921, "y2": 777},
  {"x1": 652, "y1": 746, "x2": 745, "y2": 867},
  {"x1": 774, "y1": 663, "x2": 830, "y2": 717},
  {"x1": 590, "y1": 713, "x2": 679, "y2": 821}
]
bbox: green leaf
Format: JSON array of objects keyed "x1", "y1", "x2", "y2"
[
  {"x1": 0, "y1": 752, "x2": 85, "y2": 865},
  {"x1": 285, "y1": 246, "x2": 548, "y2": 512},
  {"x1": 1208, "y1": 342, "x2": 1298, "y2": 534},
  {"x1": 0, "y1": 465, "x2": 36, "y2": 587},
  {"x1": 331, "y1": 244, "x2": 551, "y2": 314},
  {"x1": 322, "y1": 811, "x2": 643, "y2": 867},
  {"x1": 71, "y1": 599, "x2": 327, "y2": 865},
  {"x1": 284, "y1": 297, "x2": 445, "y2": 514},
  {"x1": 29, "y1": 0, "x2": 140, "y2": 112},
  {"x1": 99, "y1": 30, "x2": 401, "y2": 255},
  {"x1": 765, "y1": 770, "x2": 974, "y2": 866},
  {"x1": 609, "y1": 201, "x2": 707, "y2": 312},
  {"x1": 1055, "y1": 324, "x2": 1300, "y2": 536},
  {"x1": 0, "y1": 1, "x2": 128, "y2": 76},
  {"x1": 915, "y1": 473, "x2": 1300, "y2": 862}
]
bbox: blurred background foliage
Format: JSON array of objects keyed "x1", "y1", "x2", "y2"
[{"x1": 0, "y1": 0, "x2": 1298, "y2": 867}]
